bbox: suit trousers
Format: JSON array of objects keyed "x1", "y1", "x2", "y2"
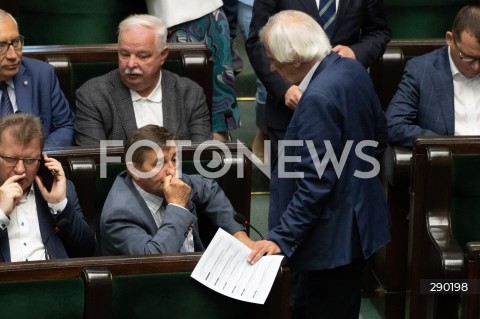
[{"x1": 290, "y1": 258, "x2": 366, "y2": 319}]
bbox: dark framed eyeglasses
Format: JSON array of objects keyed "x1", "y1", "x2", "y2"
[
  {"x1": 0, "y1": 154, "x2": 41, "y2": 167},
  {"x1": 0, "y1": 35, "x2": 25, "y2": 56},
  {"x1": 453, "y1": 38, "x2": 480, "y2": 63}
]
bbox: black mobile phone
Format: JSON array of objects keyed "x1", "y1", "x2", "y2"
[{"x1": 37, "y1": 159, "x2": 55, "y2": 191}]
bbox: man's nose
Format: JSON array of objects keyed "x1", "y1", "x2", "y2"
[{"x1": 14, "y1": 160, "x2": 26, "y2": 174}]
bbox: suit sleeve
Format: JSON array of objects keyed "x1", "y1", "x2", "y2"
[
  {"x1": 74, "y1": 81, "x2": 107, "y2": 145},
  {"x1": 57, "y1": 181, "x2": 96, "y2": 257},
  {"x1": 103, "y1": 202, "x2": 198, "y2": 255},
  {"x1": 245, "y1": 0, "x2": 291, "y2": 104},
  {"x1": 386, "y1": 60, "x2": 439, "y2": 147},
  {"x1": 185, "y1": 175, "x2": 244, "y2": 235},
  {"x1": 185, "y1": 83, "x2": 212, "y2": 142},
  {"x1": 43, "y1": 66, "x2": 75, "y2": 147},
  {"x1": 348, "y1": 0, "x2": 391, "y2": 68},
  {"x1": 267, "y1": 93, "x2": 344, "y2": 257}
]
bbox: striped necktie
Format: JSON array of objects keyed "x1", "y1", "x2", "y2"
[
  {"x1": 319, "y1": 0, "x2": 336, "y2": 38},
  {"x1": 0, "y1": 82, "x2": 14, "y2": 116}
]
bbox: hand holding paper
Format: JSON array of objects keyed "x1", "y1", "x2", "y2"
[{"x1": 191, "y1": 228, "x2": 284, "y2": 304}]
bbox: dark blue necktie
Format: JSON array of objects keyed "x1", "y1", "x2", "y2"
[
  {"x1": 319, "y1": 0, "x2": 336, "y2": 38},
  {"x1": 0, "y1": 82, "x2": 14, "y2": 116}
]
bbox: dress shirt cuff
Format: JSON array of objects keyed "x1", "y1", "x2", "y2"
[
  {"x1": 48, "y1": 198, "x2": 68, "y2": 215},
  {"x1": 0, "y1": 209, "x2": 11, "y2": 230}
]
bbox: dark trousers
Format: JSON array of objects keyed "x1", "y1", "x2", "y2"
[{"x1": 290, "y1": 258, "x2": 366, "y2": 319}]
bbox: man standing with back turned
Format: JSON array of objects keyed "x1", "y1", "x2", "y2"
[{"x1": 247, "y1": 11, "x2": 390, "y2": 319}]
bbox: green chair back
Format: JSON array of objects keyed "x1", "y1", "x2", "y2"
[
  {"x1": 450, "y1": 154, "x2": 480, "y2": 249},
  {"x1": 0, "y1": 278, "x2": 84, "y2": 319}
]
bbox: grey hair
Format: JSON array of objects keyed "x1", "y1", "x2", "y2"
[
  {"x1": 259, "y1": 10, "x2": 331, "y2": 64},
  {"x1": 118, "y1": 14, "x2": 167, "y2": 51}
]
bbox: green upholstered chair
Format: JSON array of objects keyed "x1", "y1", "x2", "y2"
[
  {"x1": 16, "y1": 0, "x2": 147, "y2": 45},
  {"x1": 0, "y1": 278, "x2": 84, "y2": 319},
  {"x1": 384, "y1": 0, "x2": 477, "y2": 39},
  {"x1": 450, "y1": 154, "x2": 480, "y2": 250},
  {"x1": 408, "y1": 137, "x2": 480, "y2": 318},
  {"x1": 112, "y1": 272, "x2": 257, "y2": 319}
]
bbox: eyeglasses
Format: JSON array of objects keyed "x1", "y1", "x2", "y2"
[
  {"x1": 458, "y1": 50, "x2": 480, "y2": 63},
  {"x1": 0, "y1": 35, "x2": 25, "y2": 56},
  {"x1": 0, "y1": 154, "x2": 41, "y2": 167},
  {"x1": 453, "y1": 38, "x2": 480, "y2": 63}
]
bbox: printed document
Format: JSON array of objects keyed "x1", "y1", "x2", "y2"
[{"x1": 191, "y1": 228, "x2": 284, "y2": 304}]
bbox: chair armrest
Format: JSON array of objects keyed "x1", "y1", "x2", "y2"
[
  {"x1": 427, "y1": 209, "x2": 464, "y2": 275},
  {"x1": 383, "y1": 145, "x2": 412, "y2": 187}
]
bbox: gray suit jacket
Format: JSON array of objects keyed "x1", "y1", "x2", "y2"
[
  {"x1": 386, "y1": 47, "x2": 454, "y2": 147},
  {"x1": 100, "y1": 171, "x2": 244, "y2": 256},
  {"x1": 74, "y1": 69, "x2": 212, "y2": 145}
]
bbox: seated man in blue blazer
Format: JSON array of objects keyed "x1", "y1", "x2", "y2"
[
  {"x1": 0, "y1": 113, "x2": 95, "y2": 262},
  {"x1": 100, "y1": 125, "x2": 254, "y2": 255},
  {"x1": 386, "y1": 5, "x2": 480, "y2": 148},
  {"x1": 0, "y1": 10, "x2": 75, "y2": 147}
]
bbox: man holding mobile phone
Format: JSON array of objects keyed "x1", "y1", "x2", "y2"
[{"x1": 0, "y1": 113, "x2": 95, "y2": 262}]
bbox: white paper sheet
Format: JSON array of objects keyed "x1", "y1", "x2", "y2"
[{"x1": 191, "y1": 228, "x2": 284, "y2": 304}]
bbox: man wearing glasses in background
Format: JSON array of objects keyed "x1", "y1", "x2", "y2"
[
  {"x1": 387, "y1": 5, "x2": 480, "y2": 148},
  {"x1": 0, "y1": 113, "x2": 95, "y2": 262},
  {"x1": 0, "y1": 10, "x2": 75, "y2": 147}
]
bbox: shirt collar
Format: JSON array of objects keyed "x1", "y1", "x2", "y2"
[
  {"x1": 298, "y1": 61, "x2": 321, "y2": 93},
  {"x1": 132, "y1": 180, "x2": 164, "y2": 211}
]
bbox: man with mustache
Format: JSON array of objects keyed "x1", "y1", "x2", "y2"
[
  {"x1": 0, "y1": 10, "x2": 75, "y2": 147},
  {"x1": 74, "y1": 14, "x2": 212, "y2": 146}
]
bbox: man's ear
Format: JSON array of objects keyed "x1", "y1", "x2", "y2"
[
  {"x1": 159, "y1": 46, "x2": 170, "y2": 66},
  {"x1": 126, "y1": 162, "x2": 140, "y2": 181}
]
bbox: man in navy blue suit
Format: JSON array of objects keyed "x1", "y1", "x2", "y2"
[
  {"x1": 0, "y1": 113, "x2": 95, "y2": 262},
  {"x1": 245, "y1": 0, "x2": 390, "y2": 160},
  {"x1": 247, "y1": 11, "x2": 390, "y2": 318},
  {"x1": 0, "y1": 10, "x2": 74, "y2": 147},
  {"x1": 386, "y1": 5, "x2": 480, "y2": 148}
]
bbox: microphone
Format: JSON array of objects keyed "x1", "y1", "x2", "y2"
[
  {"x1": 234, "y1": 213, "x2": 264, "y2": 240},
  {"x1": 44, "y1": 218, "x2": 69, "y2": 260}
]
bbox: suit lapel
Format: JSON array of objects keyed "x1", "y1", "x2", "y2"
[
  {"x1": 298, "y1": 0, "x2": 322, "y2": 24},
  {"x1": 334, "y1": 0, "x2": 349, "y2": 34},
  {"x1": 110, "y1": 72, "x2": 138, "y2": 138},
  {"x1": 432, "y1": 48, "x2": 455, "y2": 135},
  {"x1": 0, "y1": 232, "x2": 10, "y2": 262},
  {"x1": 13, "y1": 64, "x2": 33, "y2": 113}
]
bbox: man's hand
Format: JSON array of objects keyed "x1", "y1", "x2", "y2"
[
  {"x1": 284, "y1": 85, "x2": 303, "y2": 110},
  {"x1": 0, "y1": 175, "x2": 25, "y2": 215},
  {"x1": 35, "y1": 154, "x2": 66, "y2": 204},
  {"x1": 233, "y1": 231, "x2": 255, "y2": 249},
  {"x1": 332, "y1": 45, "x2": 356, "y2": 60},
  {"x1": 247, "y1": 240, "x2": 281, "y2": 265},
  {"x1": 163, "y1": 176, "x2": 191, "y2": 207}
]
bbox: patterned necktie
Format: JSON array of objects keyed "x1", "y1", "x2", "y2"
[
  {"x1": 319, "y1": 0, "x2": 336, "y2": 38},
  {"x1": 0, "y1": 82, "x2": 14, "y2": 116}
]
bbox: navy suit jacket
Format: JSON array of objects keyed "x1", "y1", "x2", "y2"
[
  {"x1": 386, "y1": 46, "x2": 455, "y2": 147},
  {"x1": 268, "y1": 53, "x2": 390, "y2": 271},
  {"x1": 0, "y1": 181, "x2": 96, "y2": 262},
  {"x1": 101, "y1": 172, "x2": 244, "y2": 256},
  {"x1": 14, "y1": 57, "x2": 75, "y2": 147},
  {"x1": 245, "y1": 0, "x2": 391, "y2": 130}
]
